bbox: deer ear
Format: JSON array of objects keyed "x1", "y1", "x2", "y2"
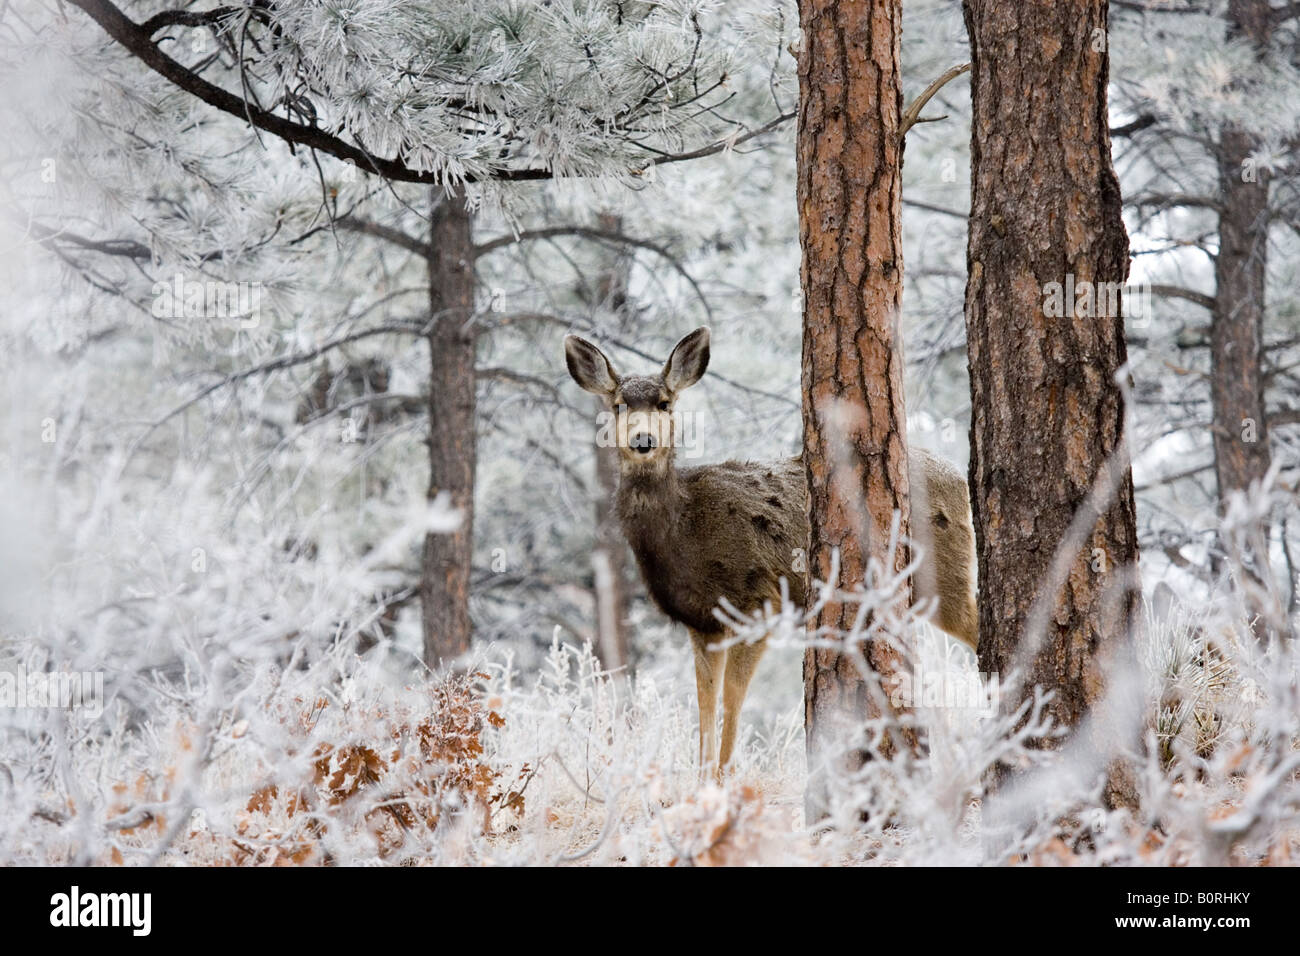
[
  {"x1": 663, "y1": 327, "x2": 710, "y2": 393},
  {"x1": 564, "y1": 334, "x2": 619, "y2": 396}
]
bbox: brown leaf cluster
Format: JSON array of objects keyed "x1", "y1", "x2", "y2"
[{"x1": 102, "y1": 674, "x2": 523, "y2": 865}]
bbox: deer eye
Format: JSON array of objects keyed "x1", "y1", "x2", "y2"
[{"x1": 657, "y1": 400, "x2": 670, "y2": 411}]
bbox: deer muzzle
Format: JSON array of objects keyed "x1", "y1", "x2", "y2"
[{"x1": 629, "y1": 432, "x2": 658, "y2": 454}]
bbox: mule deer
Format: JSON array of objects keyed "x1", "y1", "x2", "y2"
[{"x1": 565, "y1": 327, "x2": 978, "y2": 777}]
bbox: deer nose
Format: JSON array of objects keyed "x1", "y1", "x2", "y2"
[{"x1": 629, "y1": 432, "x2": 657, "y2": 454}]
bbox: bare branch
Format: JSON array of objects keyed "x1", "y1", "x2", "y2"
[
  {"x1": 18, "y1": 217, "x2": 155, "y2": 260},
  {"x1": 475, "y1": 224, "x2": 714, "y2": 322},
  {"x1": 900, "y1": 62, "x2": 970, "y2": 137},
  {"x1": 1134, "y1": 461, "x2": 1212, "y2": 492},
  {"x1": 1149, "y1": 283, "x2": 1216, "y2": 310},
  {"x1": 1110, "y1": 113, "x2": 1158, "y2": 138},
  {"x1": 336, "y1": 218, "x2": 430, "y2": 259},
  {"x1": 137, "y1": 319, "x2": 430, "y2": 442},
  {"x1": 477, "y1": 366, "x2": 566, "y2": 400},
  {"x1": 630, "y1": 110, "x2": 795, "y2": 172},
  {"x1": 902, "y1": 198, "x2": 967, "y2": 220},
  {"x1": 1131, "y1": 191, "x2": 1224, "y2": 213}
]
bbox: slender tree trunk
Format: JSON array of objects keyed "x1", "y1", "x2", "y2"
[
  {"x1": 1210, "y1": 0, "x2": 1281, "y2": 637},
  {"x1": 963, "y1": 0, "x2": 1140, "y2": 808},
  {"x1": 797, "y1": 0, "x2": 914, "y2": 819},
  {"x1": 420, "y1": 189, "x2": 477, "y2": 665},
  {"x1": 589, "y1": 212, "x2": 632, "y2": 672},
  {"x1": 1212, "y1": 0, "x2": 1272, "y2": 507},
  {"x1": 1213, "y1": 129, "x2": 1270, "y2": 501},
  {"x1": 592, "y1": 395, "x2": 631, "y2": 671}
]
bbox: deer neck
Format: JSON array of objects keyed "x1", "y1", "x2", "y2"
[
  {"x1": 616, "y1": 460, "x2": 686, "y2": 547},
  {"x1": 615, "y1": 457, "x2": 727, "y2": 635}
]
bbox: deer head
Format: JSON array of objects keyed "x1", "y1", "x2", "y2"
[{"x1": 565, "y1": 327, "x2": 710, "y2": 473}]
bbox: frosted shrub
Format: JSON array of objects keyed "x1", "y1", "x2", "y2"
[{"x1": 1, "y1": 439, "x2": 1295, "y2": 866}]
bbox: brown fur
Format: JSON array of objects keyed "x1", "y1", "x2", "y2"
[{"x1": 565, "y1": 328, "x2": 978, "y2": 777}]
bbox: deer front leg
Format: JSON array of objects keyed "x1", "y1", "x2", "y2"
[
  {"x1": 689, "y1": 629, "x2": 725, "y2": 781},
  {"x1": 719, "y1": 635, "x2": 767, "y2": 773}
]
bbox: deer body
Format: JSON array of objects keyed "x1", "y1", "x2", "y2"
[
  {"x1": 566, "y1": 328, "x2": 978, "y2": 777},
  {"x1": 618, "y1": 457, "x2": 809, "y2": 635}
]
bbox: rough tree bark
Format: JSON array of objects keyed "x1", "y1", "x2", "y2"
[
  {"x1": 963, "y1": 0, "x2": 1141, "y2": 808},
  {"x1": 1211, "y1": 0, "x2": 1272, "y2": 509},
  {"x1": 797, "y1": 0, "x2": 914, "y2": 818},
  {"x1": 420, "y1": 189, "x2": 477, "y2": 664}
]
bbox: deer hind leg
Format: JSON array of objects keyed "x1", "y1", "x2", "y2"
[
  {"x1": 719, "y1": 635, "x2": 767, "y2": 775},
  {"x1": 689, "y1": 629, "x2": 726, "y2": 780}
]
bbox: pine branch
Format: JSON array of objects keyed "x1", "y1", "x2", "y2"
[
  {"x1": 140, "y1": 6, "x2": 246, "y2": 36},
  {"x1": 69, "y1": 0, "x2": 794, "y2": 187},
  {"x1": 66, "y1": 0, "x2": 549, "y2": 185}
]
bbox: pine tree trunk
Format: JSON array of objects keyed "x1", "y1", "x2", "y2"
[
  {"x1": 420, "y1": 190, "x2": 477, "y2": 665},
  {"x1": 1210, "y1": 0, "x2": 1279, "y2": 635},
  {"x1": 963, "y1": 0, "x2": 1141, "y2": 808},
  {"x1": 797, "y1": 0, "x2": 914, "y2": 818},
  {"x1": 1213, "y1": 129, "x2": 1270, "y2": 502},
  {"x1": 592, "y1": 393, "x2": 631, "y2": 672},
  {"x1": 1212, "y1": 0, "x2": 1272, "y2": 507},
  {"x1": 588, "y1": 211, "x2": 633, "y2": 672}
]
